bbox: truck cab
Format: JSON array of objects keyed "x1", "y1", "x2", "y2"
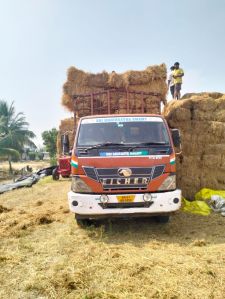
[{"x1": 68, "y1": 114, "x2": 181, "y2": 225}]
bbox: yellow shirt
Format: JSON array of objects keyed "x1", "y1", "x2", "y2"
[{"x1": 173, "y1": 68, "x2": 184, "y2": 84}]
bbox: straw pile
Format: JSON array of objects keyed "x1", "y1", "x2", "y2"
[
  {"x1": 57, "y1": 117, "x2": 78, "y2": 155},
  {"x1": 1, "y1": 178, "x2": 225, "y2": 299},
  {"x1": 61, "y1": 64, "x2": 167, "y2": 116},
  {"x1": 164, "y1": 92, "x2": 225, "y2": 198}
]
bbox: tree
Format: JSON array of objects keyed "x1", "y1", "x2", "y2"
[
  {"x1": 28, "y1": 151, "x2": 36, "y2": 161},
  {"x1": 0, "y1": 135, "x2": 20, "y2": 159},
  {"x1": 42, "y1": 128, "x2": 58, "y2": 158},
  {"x1": 0, "y1": 100, "x2": 36, "y2": 172}
]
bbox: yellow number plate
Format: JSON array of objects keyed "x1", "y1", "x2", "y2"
[{"x1": 117, "y1": 195, "x2": 135, "y2": 202}]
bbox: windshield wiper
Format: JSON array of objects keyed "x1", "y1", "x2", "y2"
[
  {"x1": 126, "y1": 142, "x2": 169, "y2": 149},
  {"x1": 83, "y1": 142, "x2": 126, "y2": 150},
  {"x1": 79, "y1": 141, "x2": 168, "y2": 151},
  {"x1": 138, "y1": 142, "x2": 169, "y2": 145}
]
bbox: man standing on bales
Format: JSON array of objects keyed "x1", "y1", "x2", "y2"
[
  {"x1": 173, "y1": 62, "x2": 184, "y2": 99},
  {"x1": 168, "y1": 66, "x2": 175, "y2": 99}
]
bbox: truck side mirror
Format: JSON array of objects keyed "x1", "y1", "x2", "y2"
[{"x1": 171, "y1": 129, "x2": 181, "y2": 147}]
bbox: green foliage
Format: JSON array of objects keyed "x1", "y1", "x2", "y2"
[
  {"x1": 50, "y1": 156, "x2": 57, "y2": 166},
  {"x1": 0, "y1": 135, "x2": 20, "y2": 158},
  {"x1": 0, "y1": 100, "x2": 36, "y2": 172},
  {"x1": 37, "y1": 152, "x2": 44, "y2": 160},
  {"x1": 42, "y1": 128, "x2": 58, "y2": 158},
  {"x1": 28, "y1": 152, "x2": 36, "y2": 161},
  {"x1": 0, "y1": 100, "x2": 36, "y2": 154}
]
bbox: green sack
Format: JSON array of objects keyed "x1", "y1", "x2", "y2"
[
  {"x1": 182, "y1": 197, "x2": 211, "y2": 216},
  {"x1": 195, "y1": 188, "x2": 225, "y2": 201}
]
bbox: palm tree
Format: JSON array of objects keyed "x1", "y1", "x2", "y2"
[
  {"x1": 0, "y1": 100, "x2": 36, "y2": 172},
  {"x1": 0, "y1": 135, "x2": 20, "y2": 159}
]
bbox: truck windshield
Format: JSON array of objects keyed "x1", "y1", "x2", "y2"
[{"x1": 77, "y1": 117, "x2": 170, "y2": 147}]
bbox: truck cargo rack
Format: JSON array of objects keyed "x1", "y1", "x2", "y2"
[{"x1": 72, "y1": 88, "x2": 163, "y2": 129}]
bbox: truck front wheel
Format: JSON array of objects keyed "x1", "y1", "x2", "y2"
[
  {"x1": 75, "y1": 216, "x2": 93, "y2": 227},
  {"x1": 52, "y1": 168, "x2": 60, "y2": 180}
]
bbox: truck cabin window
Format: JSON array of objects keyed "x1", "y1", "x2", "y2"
[{"x1": 77, "y1": 120, "x2": 170, "y2": 146}]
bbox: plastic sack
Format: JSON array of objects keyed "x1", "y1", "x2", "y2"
[
  {"x1": 209, "y1": 195, "x2": 225, "y2": 216},
  {"x1": 182, "y1": 197, "x2": 211, "y2": 216},
  {"x1": 195, "y1": 188, "x2": 225, "y2": 201}
]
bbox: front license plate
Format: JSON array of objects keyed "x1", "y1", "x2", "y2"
[{"x1": 117, "y1": 195, "x2": 135, "y2": 202}]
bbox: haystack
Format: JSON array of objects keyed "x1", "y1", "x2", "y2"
[
  {"x1": 163, "y1": 92, "x2": 225, "y2": 198},
  {"x1": 61, "y1": 64, "x2": 167, "y2": 117},
  {"x1": 57, "y1": 117, "x2": 77, "y2": 155}
]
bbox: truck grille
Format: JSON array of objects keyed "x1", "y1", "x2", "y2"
[
  {"x1": 83, "y1": 165, "x2": 165, "y2": 190},
  {"x1": 98, "y1": 202, "x2": 153, "y2": 209}
]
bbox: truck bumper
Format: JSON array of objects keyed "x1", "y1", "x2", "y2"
[{"x1": 68, "y1": 189, "x2": 181, "y2": 219}]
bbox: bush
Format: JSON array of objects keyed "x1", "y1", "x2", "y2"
[
  {"x1": 12, "y1": 155, "x2": 20, "y2": 162},
  {"x1": 37, "y1": 152, "x2": 44, "y2": 160},
  {"x1": 28, "y1": 152, "x2": 36, "y2": 161},
  {"x1": 42, "y1": 129, "x2": 58, "y2": 158},
  {"x1": 50, "y1": 156, "x2": 57, "y2": 166}
]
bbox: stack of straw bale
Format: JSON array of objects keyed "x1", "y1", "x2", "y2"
[
  {"x1": 61, "y1": 64, "x2": 167, "y2": 116},
  {"x1": 57, "y1": 117, "x2": 77, "y2": 155},
  {"x1": 164, "y1": 92, "x2": 225, "y2": 198}
]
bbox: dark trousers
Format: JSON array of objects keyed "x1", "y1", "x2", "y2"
[{"x1": 170, "y1": 85, "x2": 175, "y2": 98}]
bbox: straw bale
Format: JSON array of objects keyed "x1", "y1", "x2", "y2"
[
  {"x1": 192, "y1": 98, "x2": 218, "y2": 112},
  {"x1": 61, "y1": 94, "x2": 74, "y2": 111},
  {"x1": 68, "y1": 67, "x2": 109, "y2": 87},
  {"x1": 145, "y1": 97, "x2": 161, "y2": 105},
  {"x1": 200, "y1": 175, "x2": 219, "y2": 190},
  {"x1": 67, "y1": 66, "x2": 88, "y2": 82},
  {"x1": 63, "y1": 81, "x2": 73, "y2": 95},
  {"x1": 145, "y1": 63, "x2": 167, "y2": 79},
  {"x1": 164, "y1": 92, "x2": 225, "y2": 198},
  {"x1": 191, "y1": 110, "x2": 215, "y2": 121},
  {"x1": 61, "y1": 64, "x2": 167, "y2": 114},
  {"x1": 181, "y1": 92, "x2": 223, "y2": 100},
  {"x1": 110, "y1": 64, "x2": 167, "y2": 87},
  {"x1": 123, "y1": 70, "x2": 150, "y2": 86},
  {"x1": 86, "y1": 71, "x2": 109, "y2": 87},
  {"x1": 59, "y1": 117, "x2": 75, "y2": 131},
  {"x1": 204, "y1": 144, "x2": 225, "y2": 155},
  {"x1": 214, "y1": 110, "x2": 225, "y2": 122},
  {"x1": 202, "y1": 154, "x2": 222, "y2": 167},
  {"x1": 129, "y1": 83, "x2": 167, "y2": 100},
  {"x1": 117, "y1": 108, "x2": 128, "y2": 114},
  {"x1": 169, "y1": 107, "x2": 191, "y2": 122},
  {"x1": 108, "y1": 72, "x2": 125, "y2": 88},
  {"x1": 220, "y1": 158, "x2": 225, "y2": 170}
]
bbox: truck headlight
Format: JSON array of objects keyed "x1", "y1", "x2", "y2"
[
  {"x1": 143, "y1": 193, "x2": 152, "y2": 202},
  {"x1": 158, "y1": 175, "x2": 176, "y2": 191},
  {"x1": 71, "y1": 176, "x2": 92, "y2": 193},
  {"x1": 100, "y1": 195, "x2": 109, "y2": 203}
]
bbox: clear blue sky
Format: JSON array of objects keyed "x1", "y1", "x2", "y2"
[{"x1": 0, "y1": 0, "x2": 225, "y2": 146}]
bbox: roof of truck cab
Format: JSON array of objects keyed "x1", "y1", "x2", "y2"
[{"x1": 80, "y1": 114, "x2": 164, "y2": 120}]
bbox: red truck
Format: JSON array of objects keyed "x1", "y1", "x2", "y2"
[{"x1": 67, "y1": 89, "x2": 181, "y2": 225}]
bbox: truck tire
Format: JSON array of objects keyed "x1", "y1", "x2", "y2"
[
  {"x1": 62, "y1": 175, "x2": 70, "y2": 178},
  {"x1": 75, "y1": 217, "x2": 93, "y2": 227},
  {"x1": 155, "y1": 215, "x2": 170, "y2": 223},
  {"x1": 52, "y1": 168, "x2": 60, "y2": 180}
]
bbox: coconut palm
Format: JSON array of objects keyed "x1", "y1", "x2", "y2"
[
  {"x1": 0, "y1": 100, "x2": 36, "y2": 172},
  {"x1": 0, "y1": 135, "x2": 20, "y2": 158}
]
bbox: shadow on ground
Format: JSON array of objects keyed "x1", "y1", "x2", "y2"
[{"x1": 81, "y1": 212, "x2": 225, "y2": 246}]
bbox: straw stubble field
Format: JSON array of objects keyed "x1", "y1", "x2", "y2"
[{"x1": 1, "y1": 178, "x2": 225, "y2": 299}]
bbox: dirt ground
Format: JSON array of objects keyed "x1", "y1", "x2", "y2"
[{"x1": 0, "y1": 178, "x2": 225, "y2": 299}]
